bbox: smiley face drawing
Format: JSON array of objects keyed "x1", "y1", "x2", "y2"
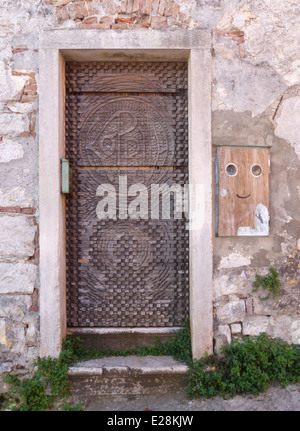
[{"x1": 217, "y1": 147, "x2": 270, "y2": 236}]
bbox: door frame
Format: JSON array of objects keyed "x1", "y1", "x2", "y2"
[{"x1": 39, "y1": 29, "x2": 213, "y2": 359}]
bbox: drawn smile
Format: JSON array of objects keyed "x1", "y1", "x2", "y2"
[{"x1": 237, "y1": 194, "x2": 251, "y2": 199}]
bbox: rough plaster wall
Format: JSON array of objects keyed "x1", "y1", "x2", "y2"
[
  {"x1": 0, "y1": 0, "x2": 299, "y2": 379},
  {"x1": 208, "y1": 0, "x2": 300, "y2": 352}
]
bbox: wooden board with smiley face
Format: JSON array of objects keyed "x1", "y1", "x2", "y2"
[{"x1": 217, "y1": 147, "x2": 270, "y2": 237}]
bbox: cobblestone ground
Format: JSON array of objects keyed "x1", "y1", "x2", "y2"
[{"x1": 83, "y1": 384, "x2": 300, "y2": 411}]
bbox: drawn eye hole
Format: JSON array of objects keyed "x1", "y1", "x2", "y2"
[
  {"x1": 251, "y1": 164, "x2": 262, "y2": 177},
  {"x1": 225, "y1": 163, "x2": 238, "y2": 176}
]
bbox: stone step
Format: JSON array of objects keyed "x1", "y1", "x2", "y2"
[
  {"x1": 68, "y1": 356, "x2": 189, "y2": 401},
  {"x1": 67, "y1": 327, "x2": 182, "y2": 350}
]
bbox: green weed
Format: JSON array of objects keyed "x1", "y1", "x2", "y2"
[
  {"x1": 188, "y1": 333, "x2": 300, "y2": 398},
  {"x1": 252, "y1": 266, "x2": 282, "y2": 300}
]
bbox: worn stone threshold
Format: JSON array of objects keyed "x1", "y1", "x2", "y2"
[
  {"x1": 68, "y1": 356, "x2": 189, "y2": 398},
  {"x1": 68, "y1": 356, "x2": 189, "y2": 376}
]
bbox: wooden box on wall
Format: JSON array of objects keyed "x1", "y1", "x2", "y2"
[{"x1": 216, "y1": 147, "x2": 270, "y2": 237}]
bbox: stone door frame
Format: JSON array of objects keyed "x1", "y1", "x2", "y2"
[{"x1": 39, "y1": 29, "x2": 213, "y2": 359}]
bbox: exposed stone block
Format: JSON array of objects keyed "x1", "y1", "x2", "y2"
[
  {"x1": 151, "y1": 0, "x2": 160, "y2": 13},
  {"x1": 60, "y1": 5, "x2": 70, "y2": 20},
  {"x1": 78, "y1": 22, "x2": 111, "y2": 29},
  {"x1": 0, "y1": 262, "x2": 36, "y2": 294},
  {"x1": 216, "y1": 300, "x2": 246, "y2": 324},
  {"x1": 218, "y1": 253, "x2": 252, "y2": 270},
  {"x1": 0, "y1": 187, "x2": 34, "y2": 208},
  {"x1": 269, "y1": 315, "x2": 295, "y2": 344},
  {"x1": 158, "y1": 0, "x2": 167, "y2": 16},
  {"x1": 245, "y1": 297, "x2": 253, "y2": 316},
  {"x1": 81, "y1": 16, "x2": 97, "y2": 25},
  {"x1": 0, "y1": 214, "x2": 36, "y2": 260},
  {"x1": 120, "y1": 0, "x2": 127, "y2": 14},
  {"x1": 214, "y1": 324, "x2": 231, "y2": 354},
  {"x1": 242, "y1": 316, "x2": 270, "y2": 337},
  {"x1": 230, "y1": 322, "x2": 242, "y2": 335},
  {"x1": 165, "y1": 2, "x2": 175, "y2": 17},
  {"x1": 7, "y1": 102, "x2": 34, "y2": 114},
  {"x1": 53, "y1": 0, "x2": 73, "y2": 6},
  {"x1": 151, "y1": 16, "x2": 167, "y2": 28},
  {"x1": 117, "y1": 14, "x2": 136, "y2": 24},
  {"x1": 0, "y1": 295, "x2": 32, "y2": 322},
  {"x1": 214, "y1": 272, "x2": 250, "y2": 298},
  {"x1": 0, "y1": 63, "x2": 28, "y2": 102},
  {"x1": 100, "y1": 16, "x2": 116, "y2": 24},
  {"x1": 0, "y1": 139, "x2": 24, "y2": 163},
  {"x1": 0, "y1": 319, "x2": 11, "y2": 349},
  {"x1": 0, "y1": 113, "x2": 29, "y2": 137}
]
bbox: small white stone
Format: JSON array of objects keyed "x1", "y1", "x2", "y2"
[{"x1": 231, "y1": 323, "x2": 242, "y2": 335}]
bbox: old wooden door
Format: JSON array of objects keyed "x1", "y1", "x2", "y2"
[{"x1": 65, "y1": 61, "x2": 189, "y2": 328}]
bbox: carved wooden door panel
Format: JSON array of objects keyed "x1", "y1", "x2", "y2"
[{"x1": 65, "y1": 62, "x2": 189, "y2": 328}]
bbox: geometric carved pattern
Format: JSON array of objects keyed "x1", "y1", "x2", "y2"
[
  {"x1": 65, "y1": 61, "x2": 189, "y2": 327},
  {"x1": 65, "y1": 61, "x2": 188, "y2": 95}
]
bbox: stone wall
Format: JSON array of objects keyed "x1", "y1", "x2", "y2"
[{"x1": 0, "y1": 0, "x2": 299, "y2": 380}]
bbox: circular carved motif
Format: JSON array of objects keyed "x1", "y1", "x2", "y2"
[
  {"x1": 80, "y1": 98, "x2": 175, "y2": 167},
  {"x1": 94, "y1": 222, "x2": 150, "y2": 271}
]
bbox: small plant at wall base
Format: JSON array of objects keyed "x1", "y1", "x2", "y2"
[
  {"x1": 3, "y1": 344, "x2": 84, "y2": 411},
  {"x1": 252, "y1": 266, "x2": 282, "y2": 301},
  {"x1": 188, "y1": 333, "x2": 300, "y2": 399}
]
